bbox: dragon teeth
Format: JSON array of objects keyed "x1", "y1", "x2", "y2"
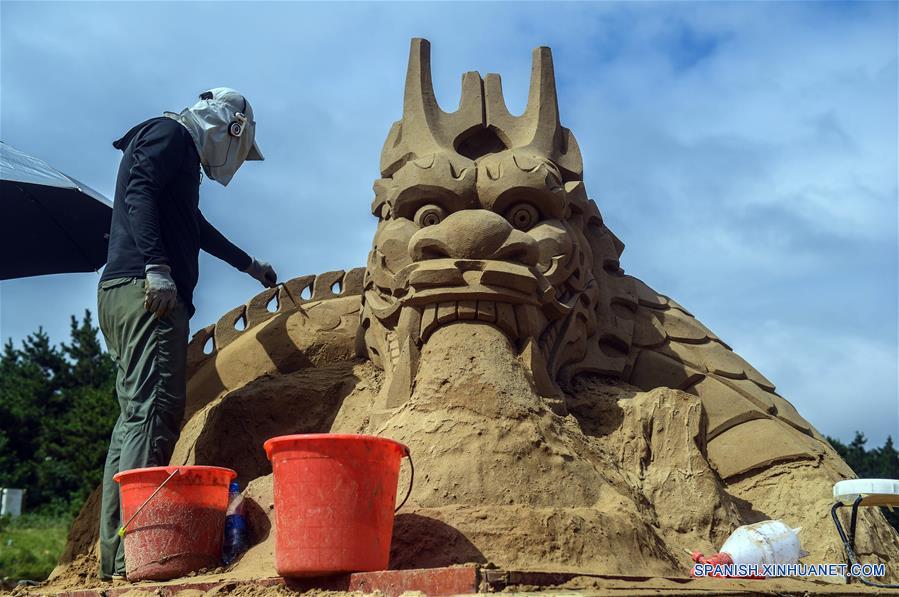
[
  {"x1": 458, "y1": 300, "x2": 477, "y2": 320},
  {"x1": 477, "y1": 301, "x2": 496, "y2": 322},
  {"x1": 418, "y1": 300, "x2": 518, "y2": 342}
]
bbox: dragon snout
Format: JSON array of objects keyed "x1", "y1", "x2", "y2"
[{"x1": 408, "y1": 209, "x2": 539, "y2": 266}]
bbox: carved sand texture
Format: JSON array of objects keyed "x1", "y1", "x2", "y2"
[
  {"x1": 625, "y1": 277, "x2": 835, "y2": 480},
  {"x1": 186, "y1": 268, "x2": 365, "y2": 378}
]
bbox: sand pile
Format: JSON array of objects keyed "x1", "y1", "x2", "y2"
[
  {"x1": 44, "y1": 319, "x2": 899, "y2": 590},
  {"x1": 356, "y1": 323, "x2": 737, "y2": 575}
]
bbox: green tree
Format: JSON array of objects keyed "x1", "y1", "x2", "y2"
[
  {"x1": 873, "y1": 436, "x2": 899, "y2": 479},
  {"x1": 0, "y1": 311, "x2": 117, "y2": 515},
  {"x1": 0, "y1": 331, "x2": 63, "y2": 500}
]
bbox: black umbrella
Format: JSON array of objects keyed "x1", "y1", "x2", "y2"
[{"x1": 1, "y1": 141, "x2": 112, "y2": 280}]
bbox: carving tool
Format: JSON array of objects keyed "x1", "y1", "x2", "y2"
[
  {"x1": 278, "y1": 281, "x2": 298, "y2": 306},
  {"x1": 278, "y1": 281, "x2": 307, "y2": 316},
  {"x1": 117, "y1": 468, "x2": 180, "y2": 537}
]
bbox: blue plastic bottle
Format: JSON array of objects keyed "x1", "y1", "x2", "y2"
[{"x1": 222, "y1": 481, "x2": 248, "y2": 565}]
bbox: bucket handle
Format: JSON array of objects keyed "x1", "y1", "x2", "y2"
[
  {"x1": 117, "y1": 468, "x2": 180, "y2": 537},
  {"x1": 395, "y1": 449, "x2": 414, "y2": 513}
]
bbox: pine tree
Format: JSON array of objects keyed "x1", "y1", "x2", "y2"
[
  {"x1": 873, "y1": 436, "x2": 899, "y2": 479},
  {"x1": 847, "y1": 431, "x2": 871, "y2": 477},
  {"x1": 0, "y1": 333, "x2": 64, "y2": 502},
  {"x1": 60, "y1": 311, "x2": 115, "y2": 388},
  {"x1": 0, "y1": 311, "x2": 117, "y2": 514}
]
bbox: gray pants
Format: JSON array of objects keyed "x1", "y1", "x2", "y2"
[{"x1": 96, "y1": 277, "x2": 189, "y2": 578}]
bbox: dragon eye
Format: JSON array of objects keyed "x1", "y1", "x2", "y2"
[
  {"x1": 414, "y1": 204, "x2": 446, "y2": 227},
  {"x1": 505, "y1": 203, "x2": 539, "y2": 231}
]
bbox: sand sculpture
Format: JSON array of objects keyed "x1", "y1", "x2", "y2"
[{"x1": 48, "y1": 39, "x2": 897, "y2": 587}]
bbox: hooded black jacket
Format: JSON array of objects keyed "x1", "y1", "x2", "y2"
[{"x1": 101, "y1": 117, "x2": 251, "y2": 316}]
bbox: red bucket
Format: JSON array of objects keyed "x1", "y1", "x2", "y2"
[
  {"x1": 264, "y1": 434, "x2": 410, "y2": 576},
  {"x1": 113, "y1": 465, "x2": 235, "y2": 581}
]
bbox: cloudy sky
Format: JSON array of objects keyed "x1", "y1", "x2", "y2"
[{"x1": 1, "y1": 1, "x2": 896, "y2": 445}]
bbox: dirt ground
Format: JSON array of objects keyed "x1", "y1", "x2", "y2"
[{"x1": 16, "y1": 572, "x2": 896, "y2": 596}]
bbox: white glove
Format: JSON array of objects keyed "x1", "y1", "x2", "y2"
[
  {"x1": 144, "y1": 264, "x2": 178, "y2": 318},
  {"x1": 243, "y1": 258, "x2": 277, "y2": 288}
]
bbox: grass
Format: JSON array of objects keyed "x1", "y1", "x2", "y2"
[{"x1": 0, "y1": 513, "x2": 70, "y2": 584}]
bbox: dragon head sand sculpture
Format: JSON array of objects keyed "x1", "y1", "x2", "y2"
[
  {"x1": 178, "y1": 40, "x2": 874, "y2": 487},
  {"x1": 361, "y1": 39, "x2": 636, "y2": 409},
  {"x1": 50, "y1": 39, "x2": 899, "y2": 587}
]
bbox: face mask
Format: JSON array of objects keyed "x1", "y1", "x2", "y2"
[{"x1": 165, "y1": 88, "x2": 262, "y2": 186}]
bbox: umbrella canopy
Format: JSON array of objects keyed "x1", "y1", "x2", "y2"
[{"x1": 1, "y1": 141, "x2": 112, "y2": 280}]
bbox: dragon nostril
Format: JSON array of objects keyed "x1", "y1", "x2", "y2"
[
  {"x1": 410, "y1": 238, "x2": 452, "y2": 261},
  {"x1": 421, "y1": 245, "x2": 451, "y2": 260},
  {"x1": 491, "y1": 236, "x2": 539, "y2": 266}
]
